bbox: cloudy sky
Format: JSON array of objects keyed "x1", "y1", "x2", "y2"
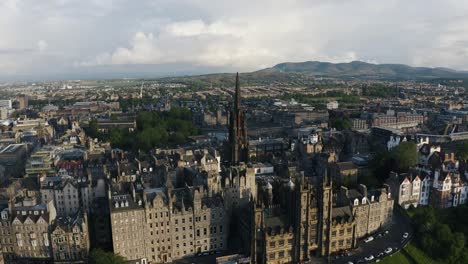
[{"x1": 1, "y1": 0, "x2": 468, "y2": 81}]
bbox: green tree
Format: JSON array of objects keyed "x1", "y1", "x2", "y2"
[
  {"x1": 89, "y1": 248, "x2": 126, "y2": 264},
  {"x1": 330, "y1": 117, "x2": 352, "y2": 131},
  {"x1": 108, "y1": 128, "x2": 124, "y2": 148},
  {"x1": 390, "y1": 141, "x2": 418, "y2": 172},
  {"x1": 108, "y1": 108, "x2": 199, "y2": 151},
  {"x1": 456, "y1": 141, "x2": 468, "y2": 162},
  {"x1": 448, "y1": 232, "x2": 465, "y2": 263},
  {"x1": 87, "y1": 119, "x2": 100, "y2": 139},
  {"x1": 370, "y1": 150, "x2": 392, "y2": 183},
  {"x1": 409, "y1": 206, "x2": 468, "y2": 263}
]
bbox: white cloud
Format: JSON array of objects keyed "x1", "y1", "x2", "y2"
[
  {"x1": 37, "y1": 40, "x2": 48, "y2": 52},
  {"x1": 165, "y1": 19, "x2": 245, "y2": 37},
  {"x1": 2, "y1": 0, "x2": 468, "y2": 80}
]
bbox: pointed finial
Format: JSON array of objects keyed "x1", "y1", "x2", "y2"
[{"x1": 235, "y1": 72, "x2": 240, "y2": 112}]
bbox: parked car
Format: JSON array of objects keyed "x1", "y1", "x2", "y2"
[
  {"x1": 403, "y1": 232, "x2": 409, "y2": 239},
  {"x1": 364, "y1": 255, "x2": 375, "y2": 261},
  {"x1": 385, "y1": 247, "x2": 393, "y2": 254},
  {"x1": 364, "y1": 236, "x2": 374, "y2": 243}
]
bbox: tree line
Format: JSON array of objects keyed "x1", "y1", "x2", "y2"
[
  {"x1": 87, "y1": 108, "x2": 200, "y2": 152},
  {"x1": 411, "y1": 206, "x2": 468, "y2": 263}
]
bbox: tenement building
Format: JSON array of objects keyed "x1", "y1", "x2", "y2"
[
  {"x1": 109, "y1": 184, "x2": 228, "y2": 263},
  {"x1": 0, "y1": 190, "x2": 90, "y2": 264},
  {"x1": 110, "y1": 192, "x2": 148, "y2": 263},
  {"x1": 50, "y1": 211, "x2": 90, "y2": 264}
]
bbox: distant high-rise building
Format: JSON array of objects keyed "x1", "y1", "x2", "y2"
[
  {"x1": 18, "y1": 95, "x2": 28, "y2": 110},
  {"x1": 0, "y1": 107, "x2": 8, "y2": 119},
  {"x1": 226, "y1": 73, "x2": 248, "y2": 165},
  {"x1": 0, "y1": 99, "x2": 12, "y2": 109}
]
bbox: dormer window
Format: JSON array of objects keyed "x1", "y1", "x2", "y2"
[
  {"x1": 362, "y1": 197, "x2": 367, "y2": 204},
  {"x1": 354, "y1": 199, "x2": 359, "y2": 206}
]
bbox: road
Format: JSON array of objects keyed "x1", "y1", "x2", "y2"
[{"x1": 334, "y1": 206, "x2": 413, "y2": 264}]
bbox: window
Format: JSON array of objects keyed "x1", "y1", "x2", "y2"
[
  {"x1": 269, "y1": 253, "x2": 275, "y2": 259},
  {"x1": 270, "y1": 241, "x2": 276, "y2": 248}
]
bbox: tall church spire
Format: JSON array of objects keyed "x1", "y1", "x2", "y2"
[
  {"x1": 225, "y1": 73, "x2": 249, "y2": 165},
  {"x1": 235, "y1": 72, "x2": 240, "y2": 113}
]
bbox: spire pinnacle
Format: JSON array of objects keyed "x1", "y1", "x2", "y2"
[{"x1": 235, "y1": 72, "x2": 240, "y2": 112}]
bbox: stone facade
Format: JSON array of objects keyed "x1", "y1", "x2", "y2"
[
  {"x1": 0, "y1": 196, "x2": 55, "y2": 264},
  {"x1": 40, "y1": 175, "x2": 106, "y2": 216},
  {"x1": 249, "y1": 176, "x2": 393, "y2": 264},
  {"x1": 109, "y1": 186, "x2": 228, "y2": 264},
  {"x1": 110, "y1": 194, "x2": 147, "y2": 263},
  {"x1": 50, "y1": 212, "x2": 90, "y2": 263}
]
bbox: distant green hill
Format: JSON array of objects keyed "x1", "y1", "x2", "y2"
[
  {"x1": 258, "y1": 61, "x2": 468, "y2": 79},
  {"x1": 156, "y1": 61, "x2": 468, "y2": 88}
]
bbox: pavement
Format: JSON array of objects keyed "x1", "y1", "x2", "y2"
[{"x1": 334, "y1": 206, "x2": 413, "y2": 264}]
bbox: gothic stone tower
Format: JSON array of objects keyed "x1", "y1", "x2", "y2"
[
  {"x1": 319, "y1": 170, "x2": 333, "y2": 257},
  {"x1": 227, "y1": 73, "x2": 249, "y2": 165}
]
